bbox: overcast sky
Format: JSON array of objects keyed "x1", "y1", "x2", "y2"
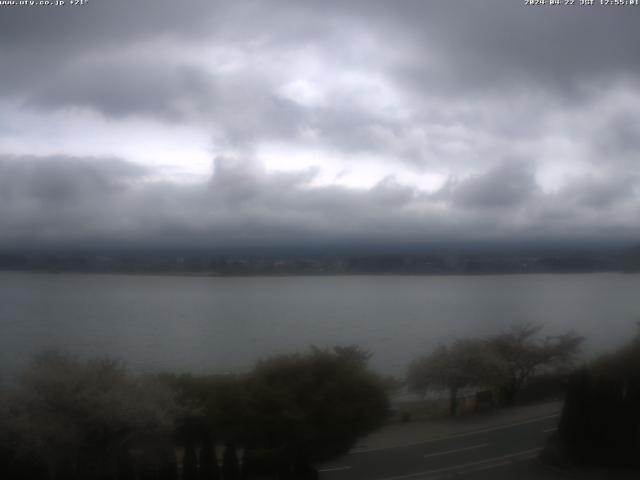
[{"x1": 1, "y1": 0, "x2": 639, "y2": 251}]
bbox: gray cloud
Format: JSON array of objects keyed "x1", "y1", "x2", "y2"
[
  {"x1": 1, "y1": 1, "x2": 640, "y2": 250},
  {"x1": 336, "y1": 1, "x2": 640, "y2": 95},
  {"x1": 0, "y1": 155, "x2": 147, "y2": 203},
  {"x1": 448, "y1": 160, "x2": 540, "y2": 209},
  {"x1": 557, "y1": 174, "x2": 638, "y2": 210},
  {"x1": 0, "y1": 156, "x2": 148, "y2": 245},
  {"x1": 26, "y1": 63, "x2": 216, "y2": 122},
  {"x1": 0, "y1": 155, "x2": 637, "y2": 250},
  {"x1": 4, "y1": 1, "x2": 640, "y2": 102}
]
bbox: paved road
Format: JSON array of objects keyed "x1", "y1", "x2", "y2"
[{"x1": 318, "y1": 414, "x2": 561, "y2": 480}]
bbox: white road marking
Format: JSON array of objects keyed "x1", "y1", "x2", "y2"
[
  {"x1": 423, "y1": 443, "x2": 488, "y2": 459},
  {"x1": 373, "y1": 447, "x2": 542, "y2": 480},
  {"x1": 455, "y1": 447, "x2": 542, "y2": 476},
  {"x1": 456, "y1": 455, "x2": 535, "y2": 476},
  {"x1": 350, "y1": 413, "x2": 560, "y2": 455},
  {"x1": 543, "y1": 427, "x2": 557, "y2": 433},
  {"x1": 318, "y1": 466, "x2": 352, "y2": 473}
]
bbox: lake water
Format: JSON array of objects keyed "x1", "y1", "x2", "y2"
[{"x1": 1, "y1": 272, "x2": 639, "y2": 380}]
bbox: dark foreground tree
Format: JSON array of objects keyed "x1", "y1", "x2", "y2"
[
  {"x1": 198, "y1": 437, "x2": 220, "y2": 480},
  {"x1": 241, "y1": 346, "x2": 389, "y2": 475},
  {"x1": 161, "y1": 372, "x2": 247, "y2": 450},
  {"x1": 153, "y1": 447, "x2": 179, "y2": 480},
  {"x1": 183, "y1": 443, "x2": 198, "y2": 480},
  {"x1": 3, "y1": 353, "x2": 180, "y2": 480},
  {"x1": 548, "y1": 327, "x2": 640, "y2": 468},
  {"x1": 221, "y1": 443, "x2": 240, "y2": 480}
]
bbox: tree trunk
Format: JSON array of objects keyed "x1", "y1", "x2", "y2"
[
  {"x1": 449, "y1": 385, "x2": 459, "y2": 417},
  {"x1": 198, "y1": 439, "x2": 220, "y2": 480},
  {"x1": 222, "y1": 443, "x2": 240, "y2": 480},
  {"x1": 183, "y1": 443, "x2": 198, "y2": 480}
]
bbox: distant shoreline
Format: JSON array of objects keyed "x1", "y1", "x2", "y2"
[
  {"x1": 1, "y1": 250, "x2": 638, "y2": 278},
  {"x1": 0, "y1": 268, "x2": 635, "y2": 279}
]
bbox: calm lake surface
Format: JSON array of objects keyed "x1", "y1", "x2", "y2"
[{"x1": 1, "y1": 271, "x2": 639, "y2": 379}]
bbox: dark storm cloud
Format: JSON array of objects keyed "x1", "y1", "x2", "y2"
[
  {"x1": 558, "y1": 173, "x2": 638, "y2": 210},
  {"x1": 593, "y1": 109, "x2": 640, "y2": 163},
  {"x1": 26, "y1": 63, "x2": 216, "y2": 122},
  {"x1": 0, "y1": 156, "x2": 148, "y2": 245},
  {"x1": 334, "y1": 0, "x2": 640, "y2": 95},
  {"x1": 0, "y1": 155, "x2": 422, "y2": 248},
  {"x1": 0, "y1": 155, "x2": 147, "y2": 203},
  {"x1": 0, "y1": 155, "x2": 442, "y2": 247},
  {"x1": 3, "y1": 0, "x2": 639, "y2": 148},
  {"x1": 4, "y1": 1, "x2": 640, "y2": 111},
  {"x1": 0, "y1": 0, "x2": 229, "y2": 102},
  {"x1": 0, "y1": 155, "x2": 637, "y2": 250},
  {"x1": 1, "y1": 1, "x2": 640, "y2": 249},
  {"x1": 449, "y1": 160, "x2": 540, "y2": 209},
  {"x1": 0, "y1": 0, "x2": 226, "y2": 46}
]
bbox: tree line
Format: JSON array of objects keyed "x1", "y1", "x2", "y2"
[
  {"x1": 406, "y1": 324, "x2": 584, "y2": 416},
  {"x1": 2, "y1": 322, "x2": 615, "y2": 479},
  {"x1": 405, "y1": 322, "x2": 640, "y2": 470},
  {"x1": 0, "y1": 346, "x2": 389, "y2": 480}
]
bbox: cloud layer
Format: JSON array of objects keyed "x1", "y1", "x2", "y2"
[{"x1": 1, "y1": 1, "x2": 639, "y2": 250}]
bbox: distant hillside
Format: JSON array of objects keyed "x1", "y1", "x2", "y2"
[{"x1": 0, "y1": 250, "x2": 636, "y2": 276}]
